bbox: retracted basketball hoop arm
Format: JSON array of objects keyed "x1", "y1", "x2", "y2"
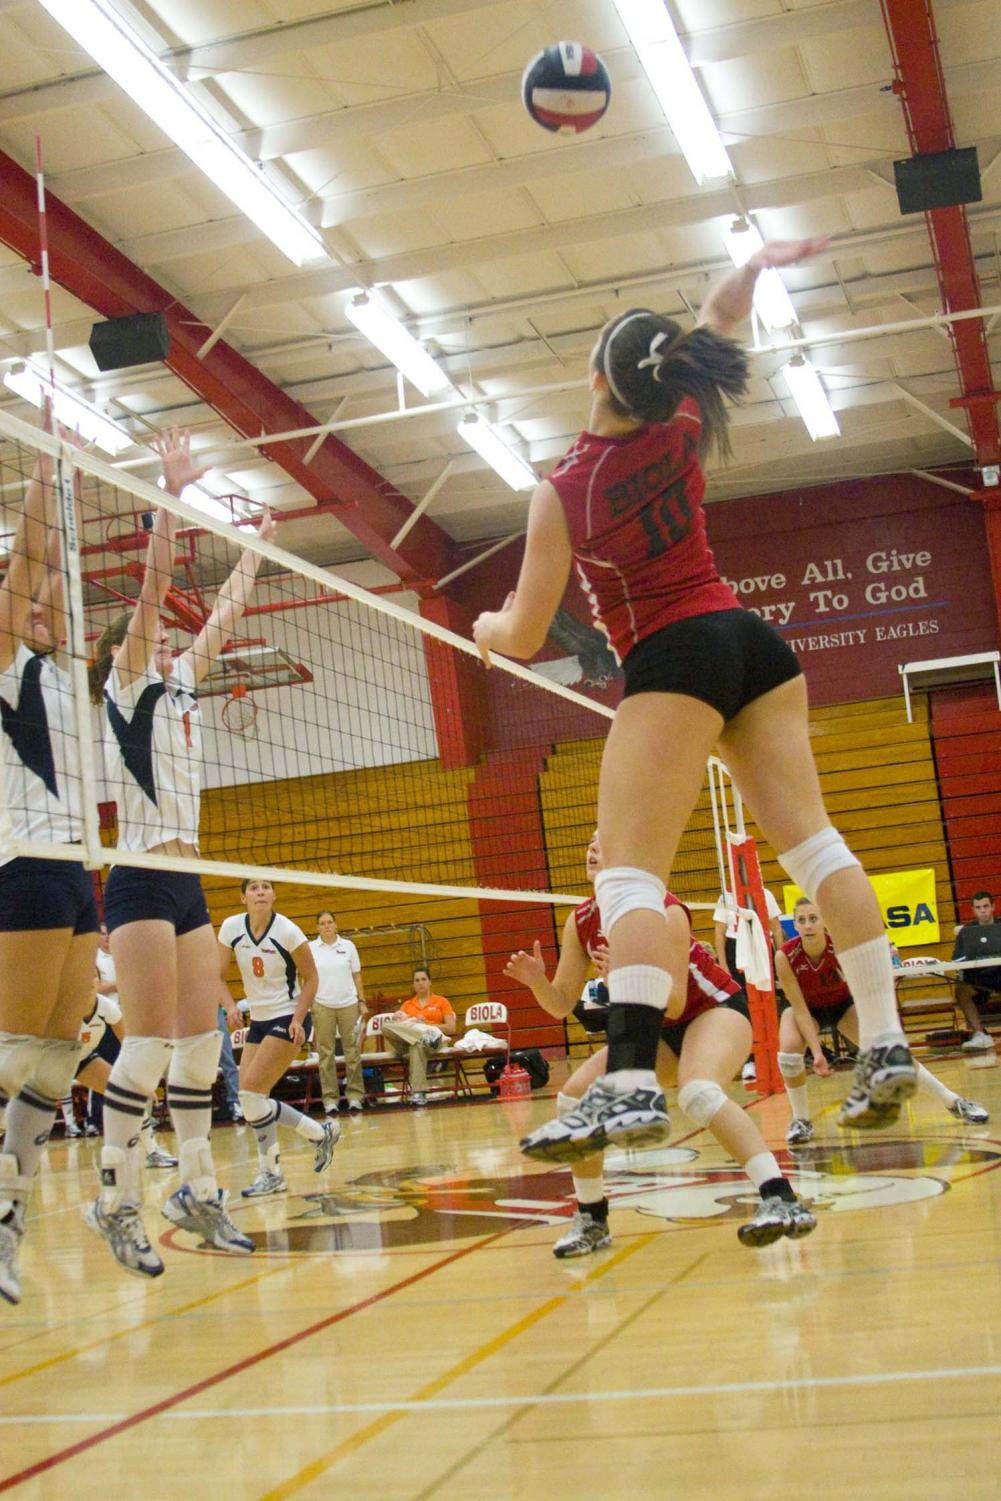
[{"x1": 708, "y1": 757, "x2": 783, "y2": 1095}]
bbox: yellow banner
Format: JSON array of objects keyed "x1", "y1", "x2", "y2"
[{"x1": 782, "y1": 867, "x2": 939, "y2": 948}]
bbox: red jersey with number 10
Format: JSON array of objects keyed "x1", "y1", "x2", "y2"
[{"x1": 547, "y1": 401, "x2": 738, "y2": 665}]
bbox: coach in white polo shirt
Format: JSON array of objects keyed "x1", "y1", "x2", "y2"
[{"x1": 310, "y1": 912, "x2": 367, "y2": 1115}]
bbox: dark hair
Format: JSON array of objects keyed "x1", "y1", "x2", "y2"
[
  {"x1": 88, "y1": 611, "x2": 130, "y2": 705},
  {"x1": 972, "y1": 890, "x2": 994, "y2": 904},
  {"x1": 241, "y1": 878, "x2": 274, "y2": 894},
  {"x1": 413, "y1": 967, "x2": 431, "y2": 981},
  {"x1": 595, "y1": 309, "x2": 749, "y2": 460},
  {"x1": 316, "y1": 909, "x2": 336, "y2": 924},
  {"x1": 794, "y1": 895, "x2": 817, "y2": 910}
]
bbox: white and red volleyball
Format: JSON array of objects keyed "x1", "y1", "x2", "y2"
[{"x1": 522, "y1": 43, "x2": 611, "y2": 135}]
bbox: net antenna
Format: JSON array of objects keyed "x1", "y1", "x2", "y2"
[
  {"x1": 707, "y1": 757, "x2": 782, "y2": 1094},
  {"x1": 35, "y1": 135, "x2": 103, "y2": 866}
]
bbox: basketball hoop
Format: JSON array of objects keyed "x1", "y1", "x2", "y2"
[{"x1": 221, "y1": 681, "x2": 258, "y2": 737}]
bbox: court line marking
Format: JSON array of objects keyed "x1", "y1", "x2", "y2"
[
  {"x1": 6, "y1": 1360, "x2": 1001, "y2": 1427},
  {"x1": 0, "y1": 1257, "x2": 297, "y2": 1392},
  {"x1": 253, "y1": 1232, "x2": 658, "y2": 1501},
  {"x1": 0, "y1": 1230, "x2": 510, "y2": 1494}
]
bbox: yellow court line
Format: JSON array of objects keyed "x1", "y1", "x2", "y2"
[
  {"x1": 256, "y1": 1231, "x2": 659, "y2": 1501},
  {"x1": 0, "y1": 1258, "x2": 295, "y2": 1391}
]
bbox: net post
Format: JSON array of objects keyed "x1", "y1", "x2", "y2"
[
  {"x1": 59, "y1": 447, "x2": 104, "y2": 869},
  {"x1": 727, "y1": 827, "x2": 783, "y2": 1096}
]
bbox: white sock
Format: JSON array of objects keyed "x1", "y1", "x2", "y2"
[
  {"x1": 744, "y1": 1151, "x2": 782, "y2": 1190},
  {"x1": 275, "y1": 1100, "x2": 324, "y2": 1142},
  {"x1": 572, "y1": 1172, "x2": 605, "y2": 1207},
  {"x1": 603, "y1": 1069, "x2": 659, "y2": 1091},
  {"x1": 836, "y1": 937, "x2": 904, "y2": 1047},
  {"x1": 916, "y1": 1062, "x2": 956, "y2": 1108},
  {"x1": 786, "y1": 1083, "x2": 811, "y2": 1121}
]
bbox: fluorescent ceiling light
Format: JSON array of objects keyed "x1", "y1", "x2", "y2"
[
  {"x1": 723, "y1": 218, "x2": 798, "y2": 331},
  {"x1": 3, "y1": 361, "x2": 133, "y2": 455},
  {"x1": 35, "y1": 0, "x2": 327, "y2": 268},
  {"x1": 610, "y1": 0, "x2": 732, "y2": 184},
  {"x1": 457, "y1": 414, "x2": 537, "y2": 492},
  {"x1": 782, "y1": 356, "x2": 841, "y2": 441},
  {"x1": 345, "y1": 291, "x2": 452, "y2": 398}
]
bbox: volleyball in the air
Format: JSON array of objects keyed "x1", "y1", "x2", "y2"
[{"x1": 522, "y1": 43, "x2": 611, "y2": 135}]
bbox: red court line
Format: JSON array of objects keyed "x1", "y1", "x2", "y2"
[{"x1": 0, "y1": 1229, "x2": 510, "y2": 1494}]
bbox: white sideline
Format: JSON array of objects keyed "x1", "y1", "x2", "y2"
[{"x1": 3, "y1": 1362, "x2": 1000, "y2": 1424}]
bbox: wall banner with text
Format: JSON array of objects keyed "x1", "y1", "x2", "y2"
[{"x1": 782, "y1": 867, "x2": 940, "y2": 948}]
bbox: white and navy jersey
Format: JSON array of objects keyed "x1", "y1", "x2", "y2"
[
  {"x1": 0, "y1": 643, "x2": 81, "y2": 863},
  {"x1": 219, "y1": 911, "x2": 308, "y2": 1021},
  {"x1": 96, "y1": 946, "x2": 117, "y2": 1003},
  {"x1": 78, "y1": 992, "x2": 122, "y2": 1062},
  {"x1": 103, "y1": 655, "x2": 201, "y2": 852}
]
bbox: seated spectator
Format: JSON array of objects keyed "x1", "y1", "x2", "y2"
[
  {"x1": 382, "y1": 969, "x2": 456, "y2": 1106},
  {"x1": 953, "y1": 891, "x2": 1001, "y2": 1051}
]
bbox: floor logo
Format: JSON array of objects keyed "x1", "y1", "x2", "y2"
[{"x1": 219, "y1": 1137, "x2": 1001, "y2": 1255}]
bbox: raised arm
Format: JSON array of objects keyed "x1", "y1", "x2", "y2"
[
  {"x1": 0, "y1": 446, "x2": 57, "y2": 672},
  {"x1": 699, "y1": 238, "x2": 829, "y2": 337},
  {"x1": 473, "y1": 481, "x2": 571, "y2": 665},
  {"x1": 115, "y1": 430, "x2": 207, "y2": 689},
  {"x1": 181, "y1": 507, "x2": 276, "y2": 688},
  {"x1": 504, "y1": 909, "x2": 593, "y2": 1020}
]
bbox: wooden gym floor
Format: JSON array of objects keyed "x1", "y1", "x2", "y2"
[{"x1": 2, "y1": 1056, "x2": 1000, "y2": 1500}]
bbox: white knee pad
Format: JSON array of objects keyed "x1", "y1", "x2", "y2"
[
  {"x1": 777, "y1": 1051, "x2": 805, "y2": 1080},
  {"x1": 239, "y1": 1089, "x2": 272, "y2": 1126},
  {"x1": 778, "y1": 827, "x2": 860, "y2": 904},
  {"x1": 0, "y1": 1033, "x2": 47, "y2": 1103},
  {"x1": 111, "y1": 1035, "x2": 173, "y2": 1099},
  {"x1": 168, "y1": 1030, "x2": 222, "y2": 1089},
  {"x1": 557, "y1": 1091, "x2": 579, "y2": 1119},
  {"x1": 593, "y1": 867, "x2": 667, "y2": 937},
  {"x1": 23, "y1": 1038, "x2": 83, "y2": 1102},
  {"x1": 678, "y1": 1078, "x2": 727, "y2": 1128}
]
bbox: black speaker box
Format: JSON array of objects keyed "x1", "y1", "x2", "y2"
[
  {"x1": 89, "y1": 312, "x2": 170, "y2": 372},
  {"x1": 893, "y1": 147, "x2": 981, "y2": 215}
]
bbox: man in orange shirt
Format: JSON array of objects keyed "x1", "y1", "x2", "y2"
[{"x1": 382, "y1": 968, "x2": 456, "y2": 1106}]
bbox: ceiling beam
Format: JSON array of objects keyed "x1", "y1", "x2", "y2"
[
  {"x1": 879, "y1": 0, "x2": 1000, "y2": 468},
  {"x1": 0, "y1": 145, "x2": 458, "y2": 585}
]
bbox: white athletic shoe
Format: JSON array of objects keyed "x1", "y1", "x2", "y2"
[
  {"x1": 786, "y1": 1117, "x2": 816, "y2": 1147},
  {"x1": 552, "y1": 1210, "x2": 612, "y2": 1259},
  {"x1": 961, "y1": 1031, "x2": 994, "y2": 1052},
  {"x1": 313, "y1": 1119, "x2": 340, "y2": 1173},
  {"x1": 162, "y1": 1186, "x2": 254, "y2": 1254},
  {"x1": 240, "y1": 1170, "x2": 287, "y2": 1199},
  {"x1": 0, "y1": 1215, "x2": 22, "y2": 1304},
  {"x1": 410, "y1": 1092, "x2": 428, "y2": 1107},
  {"x1": 837, "y1": 1040, "x2": 917, "y2": 1129},
  {"x1": 949, "y1": 1096, "x2": 989, "y2": 1125},
  {"x1": 422, "y1": 1028, "x2": 446, "y2": 1051},
  {"x1": 145, "y1": 1147, "x2": 178, "y2": 1170},
  {"x1": 84, "y1": 1199, "x2": 164, "y2": 1279},
  {"x1": 737, "y1": 1194, "x2": 817, "y2": 1248},
  {"x1": 521, "y1": 1080, "x2": 670, "y2": 1164}
]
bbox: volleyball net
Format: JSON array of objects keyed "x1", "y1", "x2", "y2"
[{"x1": 0, "y1": 409, "x2": 749, "y2": 1019}]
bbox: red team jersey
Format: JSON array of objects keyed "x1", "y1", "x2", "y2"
[
  {"x1": 547, "y1": 400, "x2": 738, "y2": 664},
  {"x1": 780, "y1": 934, "x2": 851, "y2": 1012},
  {"x1": 574, "y1": 890, "x2": 739, "y2": 1028}
]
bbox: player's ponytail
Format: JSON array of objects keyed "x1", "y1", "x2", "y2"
[
  {"x1": 88, "y1": 611, "x2": 129, "y2": 704},
  {"x1": 596, "y1": 309, "x2": 749, "y2": 459}
]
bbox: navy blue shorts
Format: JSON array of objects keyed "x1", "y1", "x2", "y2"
[
  {"x1": 0, "y1": 857, "x2": 99, "y2": 935},
  {"x1": 246, "y1": 1012, "x2": 314, "y2": 1046},
  {"x1": 622, "y1": 609, "x2": 802, "y2": 722},
  {"x1": 103, "y1": 865, "x2": 211, "y2": 937},
  {"x1": 660, "y1": 989, "x2": 751, "y2": 1059}
]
